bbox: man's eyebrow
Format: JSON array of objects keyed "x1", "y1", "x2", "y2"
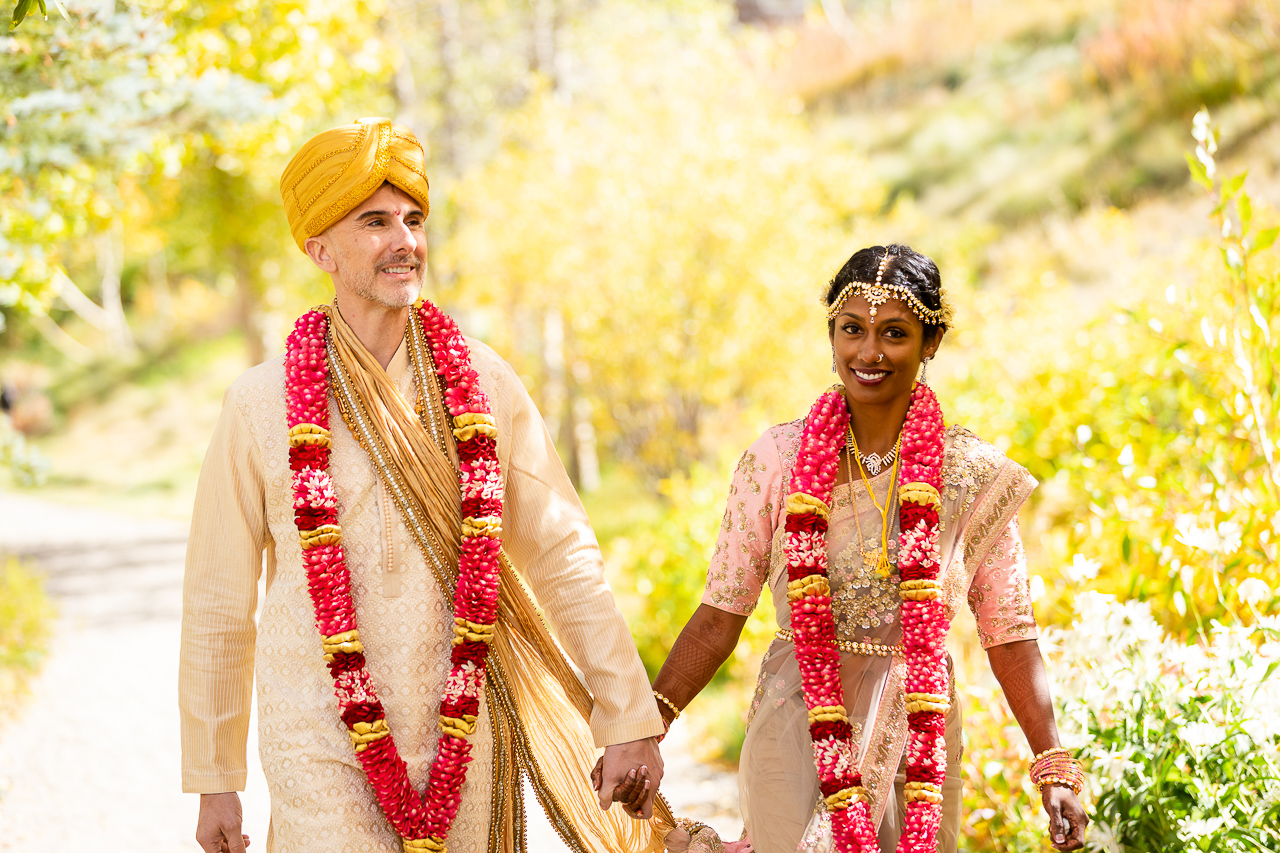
[{"x1": 354, "y1": 208, "x2": 423, "y2": 222}]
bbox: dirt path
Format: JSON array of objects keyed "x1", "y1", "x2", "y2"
[{"x1": 0, "y1": 492, "x2": 742, "y2": 852}]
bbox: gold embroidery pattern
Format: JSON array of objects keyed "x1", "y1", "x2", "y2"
[
  {"x1": 941, "y1": 426, "x2": 1002, "y2": 512},
  {"x1": 310, "y1": 123, "x2": 395, "y2": 237},
  {"x1": 952, "y1": 468, "x2": 1036, "y2": 622},
  {"x1": 705, "y1": 447, "x2": 776, "y2": 611},
  {"x1": 830, "y1": 510, "x2": 901, "y2": 634}
]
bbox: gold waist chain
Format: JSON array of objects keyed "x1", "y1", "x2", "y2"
[{"x1": 774, "y1": 628, "x2": 904, "y2": 658}]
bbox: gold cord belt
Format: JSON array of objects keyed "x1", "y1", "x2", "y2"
[{"x1": 774, "y1": 628, "x2": 904, "y2": 658}]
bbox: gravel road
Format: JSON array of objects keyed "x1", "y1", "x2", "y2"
[{"x1": 0, "y1": 491, "x2": 741, "y2": 852}]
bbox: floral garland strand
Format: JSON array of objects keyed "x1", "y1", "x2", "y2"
[
  {"x1": 284, "y1": 302, "x2": 504, "y2": 853},
  {"x1": 894, "y1": 382, "x2": 948, "y2": 853},
  {"x1": 783, "y1": 387, "x2": 878, "y2": 853},
  {"x1": 783, "y1": 382, "x2": 947, "y2": 853}
]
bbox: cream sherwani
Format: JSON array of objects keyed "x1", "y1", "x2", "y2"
[{"x1": 179, "y1": 335, "x2": 661, "y2": 852}]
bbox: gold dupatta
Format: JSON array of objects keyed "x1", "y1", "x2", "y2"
[{"x1": 324, "y1": 304, "x2": 672, "y2": 853}]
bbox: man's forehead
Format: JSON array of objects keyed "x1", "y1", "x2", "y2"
[{"x1": 347, "y1": 183, "x2": 423, "y2": 218}]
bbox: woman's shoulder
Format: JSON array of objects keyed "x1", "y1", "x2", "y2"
[
  {"x1": 729, "y1": 418, "x2": 804, "y2": 482},
  {"x1": 941, "y1": 424, "x2": 1036, "y2": 507}
]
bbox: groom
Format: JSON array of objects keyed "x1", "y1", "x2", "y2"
[{"x1": 180, "y1": 118, "x2": 664, "y2": 853}]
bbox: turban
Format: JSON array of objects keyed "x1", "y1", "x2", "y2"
[{"x1": 279, "y1": 117, "x2": 430, "y2": 252}]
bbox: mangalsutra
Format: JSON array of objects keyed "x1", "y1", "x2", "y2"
[{"x1": 847, "y1": 426, "x2": 901, "y2": 578}]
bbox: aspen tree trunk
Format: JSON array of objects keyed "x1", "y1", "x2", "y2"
[{"x1": 98, "y1": 220, "x2": 135, "y2": 353}]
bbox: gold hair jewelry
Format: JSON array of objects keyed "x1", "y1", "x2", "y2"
[{"x1": 825, "y1": 251, "x2": 947, "y2": 326}]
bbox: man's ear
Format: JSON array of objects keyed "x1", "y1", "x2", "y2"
[{"x1": 304, "y1": 235, "x2": 337, "y2": 273}]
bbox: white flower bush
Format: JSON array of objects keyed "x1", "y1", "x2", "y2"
[{"x1": 1044, "y1": 592, "x2": 1280, "y2": 852}]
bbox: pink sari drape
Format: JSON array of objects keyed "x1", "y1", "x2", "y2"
[{"x1": 702, "y1": 422, "x2": 1038, "y2": 852}]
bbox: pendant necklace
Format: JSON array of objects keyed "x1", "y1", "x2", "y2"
[{"x1": 847, "y1": 426, "x2": 901, "y2": 578}]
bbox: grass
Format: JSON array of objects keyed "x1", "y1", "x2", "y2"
[{"x1": 0, "y1": 557, "x2": 55, "y2": 717}]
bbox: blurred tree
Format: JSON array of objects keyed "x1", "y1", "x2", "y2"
[
  {"x1": 1, "y1": 1, "x2": 271, "y2": 352},
  {"x1": 443, "y1": 0, "x2": 883, "y2": 480},
  {"x1": 2, "y1": 0, "x2": 391, "y2": 365},
  {"x1": 951, "y1": 112, "x2": 1279, "y2": 635}
]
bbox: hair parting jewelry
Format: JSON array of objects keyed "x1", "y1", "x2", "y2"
[{"x1": 824, "y1": 250, "x2": 947, "y2": 327}]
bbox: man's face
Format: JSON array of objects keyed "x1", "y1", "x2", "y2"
[{"x1": 310, "y1": 183, "x2": 427, "y2": 310}]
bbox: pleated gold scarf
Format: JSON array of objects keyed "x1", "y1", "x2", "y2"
[{"x1": 325, "y1": 303, "x2": 672, "y2": 853}]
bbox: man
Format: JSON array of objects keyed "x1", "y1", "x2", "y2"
[{"x1": 180, "y1": 118, "x2": 665, "y2": 853}]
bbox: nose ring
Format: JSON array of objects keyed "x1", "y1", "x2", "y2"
[{"x1": 876, "y1": 353, "x2": 884, "y2": 363}]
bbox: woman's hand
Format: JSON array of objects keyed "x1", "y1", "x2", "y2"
[
  {"x1": 591, "y1": 757, "x2": 652, "y2": 818},
  {"x1": 1042, "y1": 785, "x2": 1088, "y2": 850}
]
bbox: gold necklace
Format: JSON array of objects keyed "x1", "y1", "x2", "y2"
[{"x1": 847, "y1": 426, "x2": 901, "y2": 578}]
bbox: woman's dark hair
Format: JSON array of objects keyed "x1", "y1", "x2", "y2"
[{"x1": 824, "y1": 244, "x2": 947, "y2": 339}]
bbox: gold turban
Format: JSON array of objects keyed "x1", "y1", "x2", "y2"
[{"x1": 279, "y1": 117, "x2": 430, "y2": 252}]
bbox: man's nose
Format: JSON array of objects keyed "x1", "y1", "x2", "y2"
[{"x1": 389, "y1": 217, "x2": 418, "y2": 254}]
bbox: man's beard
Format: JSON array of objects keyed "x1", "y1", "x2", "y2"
[{"x1": 342, "y1": 257, "x2": 424, "y2": 309}]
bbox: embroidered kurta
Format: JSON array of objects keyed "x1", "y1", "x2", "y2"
[
  {"x1": 179, "y1": 337, "x2": 662, "y2": 852},
  {"x1": 702, "y1": 420, "x2": 1038, "y2": 853}
]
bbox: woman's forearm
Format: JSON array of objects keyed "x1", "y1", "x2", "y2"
[
  {"x1": 651, "y1": 603, "x2": 748, "y2": 724},
  {"x1": 985, "y1": 639, "x2": 1062, "y2": 754}
]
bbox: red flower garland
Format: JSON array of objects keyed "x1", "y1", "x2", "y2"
[
  {"x1": 783, "y1": 382, "x2": 947, "y2": 853},
  {"x1": 284, "y1": 302, "x2": 504, "y2": 851}
]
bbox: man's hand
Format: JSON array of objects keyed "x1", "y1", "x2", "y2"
[
  {"x1": 196, "y1": 792, "x2": 249, "y2": 853},
  {"x1": 592, "y1": 737, "x2": 663, "y2": 819}
]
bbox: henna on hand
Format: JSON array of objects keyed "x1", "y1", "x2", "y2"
[
  {"x1": 1044, "y1": 786, "x2": 1088, "y2": 850},
  {"x1": 652, "y1": 604, "x2": 748, "y2": 717},
  {"x1": 986, "y1": 639, "x2": 1059, "y2": 753}
]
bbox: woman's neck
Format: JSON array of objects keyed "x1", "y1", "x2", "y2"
[{"x1": 845, "y1": 393, "x2": 911, "y2": 458}]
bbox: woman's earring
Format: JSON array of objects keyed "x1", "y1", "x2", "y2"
[
  {"x1": 831, "y1": 349, "x2": 837, "y2": 373},
  {"x1": 920, "y1": 356, "x2": 931, "y2": 384}
]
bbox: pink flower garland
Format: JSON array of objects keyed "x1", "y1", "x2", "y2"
[
  {"x1": 284, "y1": 302, "x2": 504, "y2": 851},
  {"x1": 784, "y1": 382, "x2": 947, "y2": 853}
]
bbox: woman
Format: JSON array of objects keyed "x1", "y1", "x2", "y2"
[{"x1": 649, "y1": 245, "x2": 1088, "y2": 853}]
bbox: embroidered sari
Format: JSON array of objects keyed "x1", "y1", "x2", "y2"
[{"x1": 702, "y1": 421, "x2": 1038, "y2": 852}]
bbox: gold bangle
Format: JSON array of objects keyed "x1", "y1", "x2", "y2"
[
  {"x1": 1033, "y1": 746, "x2": 1071, "y2": 763},
  {"x1": 652, "y1": 689, "x2": 681, "y2": 719}
]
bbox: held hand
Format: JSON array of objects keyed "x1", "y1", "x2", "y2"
[
  {"x1": 196, "y1": 792, "x2": 250, "y2": 853},
  {"x1": 594, "y1": 737, "x2": 663, "y2": 819},
  {"x1": 1042, "y1": 786, "x2": 1088, "y2": 850},
  {"x1": 590, "y1": 757, "x2": 651, "y2": 816}
]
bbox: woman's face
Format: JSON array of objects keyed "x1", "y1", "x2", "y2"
[{"x1": 830, "y1": 293, "x2": 942, "y2": 410}]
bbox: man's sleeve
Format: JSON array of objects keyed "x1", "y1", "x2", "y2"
[
  {"x1": 496, "y1": 367, "x2": 663, "y2": 748},
  {"x1": 179, "y1": 387, "x2": 268, "y2": 792}
]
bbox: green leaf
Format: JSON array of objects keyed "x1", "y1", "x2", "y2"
[
  {"x1": 1239, "y1": 192, "x2": 1253, "y2": 235},
  {"x1": 1187, "y1": 153, "x2": 1213, "y2": 190},
  {"x1": 1251, "y1": 226, "x2": 1279, "y2": 255},
  {"x1": 10, "y1": 0, "x2": 34, "y2": 28},
  {"x1": 49, "y1": 0, "x2": 67, "y2": 21},
  {"x1": 1222, "y1": 171, "x2": 1248, "y2": 199}
]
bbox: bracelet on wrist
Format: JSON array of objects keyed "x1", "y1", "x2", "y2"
[
  {"x1": 1029, "y1": 747, "x2": 1085, "y2": 795},
  {"x1": 653, "y1": 689, "x2": 681, "y2": 720}
]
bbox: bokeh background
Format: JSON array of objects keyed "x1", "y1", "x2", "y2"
[{"x1": 2, "y1": 1, "x2": 1278, "y2": 850}]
